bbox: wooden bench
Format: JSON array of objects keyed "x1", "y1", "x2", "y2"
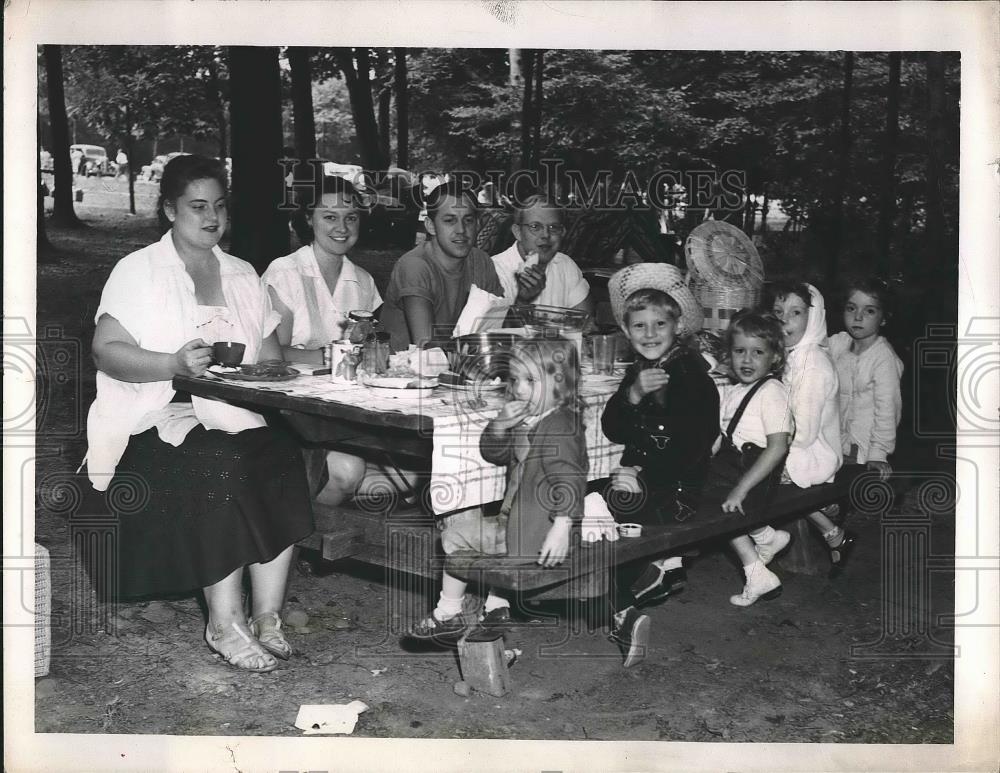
[
  {"x1": 300, "y1": 465, "x2": 875, "y2": 602},
  {"x1": 443, "y1": 465, "x2": 872, "y2": 599}
]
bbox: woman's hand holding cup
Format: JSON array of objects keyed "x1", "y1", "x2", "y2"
[{"x1": 174, "y1": 339, "x2": 213, "y2": 377}]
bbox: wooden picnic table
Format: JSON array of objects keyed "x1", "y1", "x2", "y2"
[{"x1": 172, "y1": 370, "x2": 625, "y2": 574}]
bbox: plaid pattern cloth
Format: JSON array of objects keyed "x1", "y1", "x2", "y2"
[{"x1": 195, "y1": 371, "x2": 626, "y2": 515}]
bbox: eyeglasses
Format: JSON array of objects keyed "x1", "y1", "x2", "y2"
[{"x1": 519, "y1": 222, "x2": 566, "y2": 236}]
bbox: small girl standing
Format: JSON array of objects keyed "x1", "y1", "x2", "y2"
[
  {"x1": 408, "y1": 337, "x2": 588, "y2": 639},
  {"x1": 711, "y1": 311, "x2": 794, "y2": 605},
  {"x1": 772, "y1": 282, "x2": 849, "y2": 568},
  {"x1": 828, "y1": 276, "x2": 904, "y2": 478}
]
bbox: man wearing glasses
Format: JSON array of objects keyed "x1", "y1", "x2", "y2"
[{"x1": 492, "y1": 193, "x2": 593, "y2": 315}]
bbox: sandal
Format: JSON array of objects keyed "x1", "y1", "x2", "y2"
[
  {"x1": 249, "y1": 612, "x2": 292, "y2": 660},
  {"x1": 205, "y1": 621, "x2": 278, "y2": 673}
]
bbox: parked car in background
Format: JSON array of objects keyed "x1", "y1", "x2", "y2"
[
  {"x1": 141, "y1": 151, "x2": 190, "y2": 182},
  {"x1": 69, "y1": 144, "x2": 110, "y2": 176}
]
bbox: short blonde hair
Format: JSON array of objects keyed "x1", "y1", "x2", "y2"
[{"x1": 508, "y1": 336, "x2": 583, "y2": 414}]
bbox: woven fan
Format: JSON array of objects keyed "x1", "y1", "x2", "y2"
[
  {"x1": 685, "y1": 221, "x2": 764, "y2": 287},
  {"x1": 684, "y1": 221, "x2": 765, "y2": 332}
]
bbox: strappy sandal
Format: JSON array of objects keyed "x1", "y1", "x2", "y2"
[
  {"x1": 205, "y1": 621, "x2": 278, "y2": 673},
  {"x1": 249, "y1": 612, "x2": 292, "y2": 660}
]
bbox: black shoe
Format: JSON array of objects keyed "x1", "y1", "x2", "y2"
[
  {"x1": 610, "y1": 607, "x2": 650, "y2": 668},
  {"x1": 828, "y1": 530, "x2": 857, "y2": 577},
  {"x1": 479, "y1": 606, "x2": 511, "y2": 629},
  {"x1": 407, "y1": 612, "x2": 469, "y2": 641},
  {"x1": 631, "y1": 564, "x2": 687, "y2": 607}
]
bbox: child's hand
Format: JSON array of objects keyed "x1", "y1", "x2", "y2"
[
  {"x1": 610, "y1": 465, "x2": 643, "y2": 494},
  {"x1": 721, "y1": 487, "x2": 747, "y2": 515},
  {"x1": 867, "y1": 460, "x2": 892, "y2": 481},
  {"x1": 494, "y1": 399, "x2": 530, "y2": 427},
  {"x1": 538, "y1": 517, "x2": 571, "y2": 567},
  {"x1": 628, "y1": 369, "x2": 670, "y2": 404}
]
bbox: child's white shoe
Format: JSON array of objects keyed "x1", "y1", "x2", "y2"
[
  {"x1": 730, "y1": 562, "x2": 782, "y2": 607},
  {"x1": 753, "y1": 529, "x2": 791, "y2": 565}
]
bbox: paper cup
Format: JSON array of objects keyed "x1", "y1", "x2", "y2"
[{"x1": 617, "y1": 523, "x2": 643, "y2": 538}]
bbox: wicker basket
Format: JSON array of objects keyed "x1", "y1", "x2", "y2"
[
  {"x1": 687, "y1": 273, "x2": 762, "y2": 333},
  {"x1": 685, "y1": 221, "x2": 764, "y2": 333}
]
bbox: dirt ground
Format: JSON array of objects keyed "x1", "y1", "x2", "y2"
[{"x1": 31, "y1": 183, "x2": 955, "y2": 742}]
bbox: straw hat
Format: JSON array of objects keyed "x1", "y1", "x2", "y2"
[{"x1": 608, "y1": 263, "x2": 703, "y2": 334}]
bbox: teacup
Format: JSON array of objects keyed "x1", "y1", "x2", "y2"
[{"x1": 212, "y1": 341, "x2": 246, "y2": 367}]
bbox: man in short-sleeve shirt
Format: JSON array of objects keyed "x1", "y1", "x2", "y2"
[
  {"x1": 491, "y1": 193, "x2": 592, "y2": 314},
  {"x1": 381, "y1": 182, "x2": 505, "y2": 350}
]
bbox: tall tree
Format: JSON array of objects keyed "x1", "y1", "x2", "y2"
[
  {"x1": 228, "y1": 46, "x2": 289, "y2": 273},
  {"x1": 43, "y1": 45, "x2": 82, "y2": 228},
  {"x1": 531, "y1": 50, "x2": 544, "y2": 171},
  {"x1": 376, "y1": 49, "x2": 392, "y2": 164},
  {"x1": 287, "y1": 46, "x2": 317, "y2": 180},
  {"x1": 520, "y1": 49, "x2": 535, "y2": 169},
  {"x1": 828, "y1": 51, "x2": 854, "y2": 285},
  {"x1": 332, "y1": 47, "x2": 389, "y2": 170},
  {"x1": 876, "y1": 52, "x2": 901, "y2": 275},
  {"x1": 394, "y1": 47, "x2": 409, "y2": 168},
  {"x1": 924, "y1": 52, "x2": 947, "y2": 282},
  {"x1": 206, "y1": 53, "x2": 228, "y2": 160}
]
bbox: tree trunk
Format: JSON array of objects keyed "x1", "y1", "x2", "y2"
[
  {"x1": 532, "y1": 50, "x2": 544, "y2": 170},
  {"x1": 125, "y1": 105, "x2": 136, "y2": 215},
  {"x1": 376, "y1": 49, "x2": 392, "y2": 164},
  {"x1": 877, "y1": 52, "x2": 901, "y2": 275},
  {"x1": 288, "y1": 46, "x2": 317, "y2": 184},
  {"x1": 394, "y1": 47, "x2": 408, "y2": 169},
  {"x1": 827, "y1": 51, "x2": 854, "y2": 286},
  {"x1": 520, "y1": 49, "x2": 535, "y2": 169},
  {"x1": 43, "y1": 45, "x2": 82, "y2": 228},
  {"x1": 334, "y1": 47, "x2": 388, "y2": 171},
  {"x1": 509, "y1": 48, "x2": 523, "y2": 87},
  {"x1": 759, "y1": 187, "x2": 769, "y2": 238},
  {"x1": 228, "y1": 46, "x2": 289, "y2": 273},
  {"x1": 208, "y1": 53, "x2": 228, "y2": 159},
  {"x1": 924, "y1": 52, "x2": 946, "y2": 280}
]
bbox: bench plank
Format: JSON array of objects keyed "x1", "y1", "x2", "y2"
[{"x1": 446, "y1": 466, "x2": 868, "y2": 593}]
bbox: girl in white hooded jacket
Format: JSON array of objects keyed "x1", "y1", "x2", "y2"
[{"x1": 772, "y1": 282, "x2": 855, "y2": 571}]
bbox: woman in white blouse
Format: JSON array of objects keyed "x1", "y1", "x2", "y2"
[
  {"x1": 263, "y1": 176, "x2": 416, "y2": 508},
  {"x1": 85, "y1": 155, "x2": 313, "y2": 673}
]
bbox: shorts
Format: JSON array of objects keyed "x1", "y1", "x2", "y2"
[{"x1": 440, "y1": 508, "x2": 508, "y2": 556}]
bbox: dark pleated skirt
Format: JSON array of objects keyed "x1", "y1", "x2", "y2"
[{"x1": 82, "y1": 425, "x2": 314, "y2": 600}]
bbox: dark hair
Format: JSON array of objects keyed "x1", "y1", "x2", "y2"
[
  {"x1": 770, "y1": 281, "x2": 812, "y2": 309},
  {"x1": 513, "y1": 192, "x2": 564, "y2": 224},
  {"x1": 724, "y1": 310, "x2": 786, "y2": 377},
  {"x1": 509, "y1": 335, "x2": 584, "y2": 415},
  {"x1": 842, "y1": 274, "x2": 894, "y2": 319},
  {"x1": 291, "y1": 175, "x2": 366, "y2": 244},
  {"x1": 424, "y1": 180, "x2": 478, "y2": 221},
  {"x1": 156, "y1": 155, "x2": 228, "y2": 234}
]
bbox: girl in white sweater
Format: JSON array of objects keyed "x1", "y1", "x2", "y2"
[
  {"x1": 828, "y1": 276, "x2": 904, "y2": 477},
  {"x1": 772, "y1": 283, "x2": 852, "y2": 570}
]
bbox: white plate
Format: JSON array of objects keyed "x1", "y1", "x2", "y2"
[
  {"x1": 438, "y1": 379, "x2": 506, "y2": 393},
  {"x1": 362, "y1": 375, "x2": 438, "y2": 390},
  {"x1": 366, "y1": 385, "x2": 437, "y2": 399}
]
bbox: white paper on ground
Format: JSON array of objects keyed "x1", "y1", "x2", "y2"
[{"x1": 294, "y1": 701, "x2": 370, "y2": 735}]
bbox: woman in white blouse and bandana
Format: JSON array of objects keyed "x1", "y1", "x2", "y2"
[
  {"x1": 262, "y1": 175, "x2": 417, "y2": 509},
  {"x1": 83, "y1": 155, "x2": 313, "y2": 673}
]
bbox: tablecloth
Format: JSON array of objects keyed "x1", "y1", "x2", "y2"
[{"x1": 199, "y1": 371, "x2": 627, "y2": 515}]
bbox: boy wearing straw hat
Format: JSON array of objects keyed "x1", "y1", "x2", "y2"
[{"x1": 601, "y1": 263, "x2": 720, "y2": 666}]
